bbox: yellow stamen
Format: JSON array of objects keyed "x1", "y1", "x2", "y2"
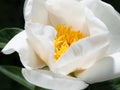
[{"x1": 54, "y1": 24, "x2": 84, "y2": 62}]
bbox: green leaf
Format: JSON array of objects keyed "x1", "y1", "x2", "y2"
[
  {"x1": 0, "y1": 28, "x2": 22, "y2": 48},
  {"x1": 85, "y1": 82, "x2": 114, "y2": 90},
  {"x1": 35, "y1": 86, "x2": 48, "y2": 90},
  {"x1": 85, "y1": 78, "x2": 120, "y2": 90},
  {"x1": 0, "y1": 66, "x2": 35, "y2": 90},
  {"x1": 110, "y1": 78, "x2": 120, "y2": 90}
]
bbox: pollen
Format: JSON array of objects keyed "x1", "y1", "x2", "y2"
[{"x1": 54, "y1": 24, "x2": 84, "y2": 62}]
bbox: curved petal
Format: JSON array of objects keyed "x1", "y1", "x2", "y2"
[
  {"x1": 82, "y1": 0, "x2": 120, "y2": 54},
  {"x1": 22, "y1": 69, "x2": 88, "y2": 90},
  {"x1": 25, "y1": 22, "x2": 56, "y2": 67},
  {"x1": 76, "y1": 52, "x2": 120, "y2": 84},
  {"x1": 2, "y1": 31, "x2": 46, "y2": 69},
  {"x1": 53, "y1": 7, "x2": 109, "y2": 75},
  {"x1": 24, "y1": 0, "x2": 49, "y2": 24},
  {"x1": 80, "y1": 0, "x2": 99, "y2": 7},
  {"x1": 46, "y1": 0, "x2": 89, "y2": 36}
]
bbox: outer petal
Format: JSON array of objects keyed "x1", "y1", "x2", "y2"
[
  {"x1": 53, "y1": 7, "x2": 109, "y2": 75},
  {"x1": 2, "y1": 31, "x2": 46, "y2": 69},
  {"x1": 76, "y1": 52, "x2": 120, "y2": 84},
  {"x1": 24, "y1": 0, "x2": 49, "y2": 24},
  {"x1": 22, "y1": 69, "x2": 88, "y2": 90},
  {"x1": 82, "y1": 0, "x2": 120, "y2": 54},
  {"x1": 25, "y1": 22, "x2": 56, "y2": 67}
]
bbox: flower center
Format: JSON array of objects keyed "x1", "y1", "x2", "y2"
[{"x1": 54, "y1": 24, "x2": 84, "y2": 62}]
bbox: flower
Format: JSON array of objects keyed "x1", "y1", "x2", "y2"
[{"x1": 2, "y1": 0, "x2": 120, "y2": 90}]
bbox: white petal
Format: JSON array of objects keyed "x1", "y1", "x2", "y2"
[
  {"x1": 53, "y1": 7, "x2": 109, "y2": 75},
  {"x1": 24, "y1": 0, "x2": 49, "y2": 24},
  {"x1": 76, "y1": 52, "x2": 120, "y2": 84},
  {"x1": 46, "y1": 0, "x2": 89, "y2": 36},
  {"x1": 2, "y1": 31, "x2": 46, "y2": 69},
  {"x1": 25, "y1": 22, "x2": 56, "y2": 67},
  {"x1": 80, "y1": 0, "x2": 99, "y2": 7},
  {"x1": 22, "y1": 69, "x2": 88, "y2": 90},
  {"x1": 83, "y1": 0, "x2": 120, "y2": 54}
]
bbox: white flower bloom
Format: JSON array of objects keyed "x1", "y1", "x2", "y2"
[{"x1": 2, "y1": 0, "x2": 120, "y2": 90}]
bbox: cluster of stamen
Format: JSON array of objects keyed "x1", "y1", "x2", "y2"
[{"x1": 54, "y1": 24, "x2": 84, "y2": 62}]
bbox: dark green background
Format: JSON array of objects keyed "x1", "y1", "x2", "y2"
[{"x1": 0, "y1": 0, "x2": 120, "y2": 90}]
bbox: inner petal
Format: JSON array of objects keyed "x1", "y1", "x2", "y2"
[{"x1": 54, "y1": 24, "x2": 85, "y2": 62}]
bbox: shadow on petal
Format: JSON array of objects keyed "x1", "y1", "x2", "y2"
[{"x1": 77, "y1": 52, "x2": 120, "y2": 84}]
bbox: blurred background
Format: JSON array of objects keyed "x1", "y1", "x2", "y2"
[{"x1": 0, "y1": 0, "x2": 120, "y2": 90}]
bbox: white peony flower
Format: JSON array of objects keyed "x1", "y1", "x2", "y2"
[{"x1": 2, "y1": 0, "x2": 120, "y2": 90}]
